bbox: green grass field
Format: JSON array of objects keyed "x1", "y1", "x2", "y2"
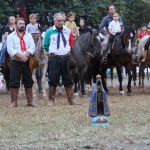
[{"x1": 0, "y1": 85, "x2": 150, "y2": 150}]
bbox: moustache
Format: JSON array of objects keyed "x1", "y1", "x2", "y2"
[{"x1": 18, "y1": 26, "x2": 25, "y2": 32}]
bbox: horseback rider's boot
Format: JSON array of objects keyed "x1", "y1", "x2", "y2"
[
  {"x1": 8, "y1": 88, "x2": 18, "y2": 108},
  {"x1": 47, "y1": 86, "x2": 56, "y2": 106},
  {"x1": 65, "y1": 86, "x2": 81, "y2": 105},
  {"x1": 101, "y1": 42, "x2": 112, "y2": 64},
  {"x1": 141, "y1": 50, "x2": 148, "y2": 62},
  {"x1": 37, "y1": 79, "x2": 43, "y2": 93},
  {"x1": 25, "y1": 88, "x2": 38, "y2": 107}
]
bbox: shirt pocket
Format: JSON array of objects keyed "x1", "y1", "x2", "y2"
[{"x1": 50, "y1": 34, "x2": 57, "y2": 44}]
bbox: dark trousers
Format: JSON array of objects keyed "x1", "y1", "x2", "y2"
[
  {"x1": 144, "y1": 37, "x2": 150, "y2": 50},
  {"x1": 48, "y1": 57, "x2": 73, "y2": 87},
  {"x1": 10, "y1": 60, "x2": 34, "y2": 88},
  {"x1": 109, "y1": 32, "x2": 121, "y2": 43}
]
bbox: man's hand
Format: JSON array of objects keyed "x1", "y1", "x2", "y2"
[
  {"x1": 20, "y1": 55, "x2": 29, "y2": 62},
  {"x1": 25, "y1": 52, "x2": 31, "y2": 58},
  {"x1": 112, "y1": 32, "x2": 116, "y2": 36}
]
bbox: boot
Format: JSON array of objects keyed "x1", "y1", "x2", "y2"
[
  {"x1": 65, "y1": 86, "x2": 81, "y2": 105},
  {"x1": 141, "y1": 50, "x2": 148, "y2": 62},
  {"x1": 107, "y1": 42, "x2": 112, "y2": 54},
  {"x1": 47, "y1": 86, "x2": 56, "y2": 106},
  {"x1": 101, "y1": 42, "x2": 112, "y2": 64},
  {"x1": 37, "y1": 79, "x2": 43, "y2": 93},
  {"x1": 25, "y1": 88, "x2": 38, "y2": 107},
  {"x1": 8, "y1": 88, "x2": 18, "y2": 108}
]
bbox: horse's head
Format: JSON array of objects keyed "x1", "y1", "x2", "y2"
[
  {"x1": 32, "y1": 33, "x2": 44, "y2": 59},
  {"x1": 86, "y1": 28, "x2": 102, "y2": 57},
  {"x1": 122, "y1": 25, "x2": 136, "y2": 53}
]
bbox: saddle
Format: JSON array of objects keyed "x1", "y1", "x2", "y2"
[
  {"x1": 29, "y1": 54, "x2": 39, "y2": 73},
  {"x1": 112, "y1": 33, "x2": 122, "y2": 50}
]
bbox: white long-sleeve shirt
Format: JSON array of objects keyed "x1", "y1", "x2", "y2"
[
  {"x1": 108, "y1": 20, "x2": 121, "y2": 33},
  {"x1": 7, "y1": 31, "x2": 35, "y2": 57}
]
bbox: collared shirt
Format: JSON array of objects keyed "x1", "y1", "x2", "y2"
[
  {"x1": 138, "y1": 31, "x2": 150, "y2": 39},
  {"x1": 43, "y1": 25, "x2": 74, "y2": 55},
  {"x1": 99, "y1": 14, "x2": 124, "y2": 35},
  {"x1": 7, "y1": 31, "x2": 35, "y2": 57},
  {"x1": 108, "y1": 20, "x2": 121, "y2": 33},
  {"x1": 26, "y1": 23, "x2": 40, "y2": 34}
]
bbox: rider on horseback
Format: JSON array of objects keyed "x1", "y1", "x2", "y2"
[{"x1": 99, "y1": 4, "x2": 124, "y2": 64}]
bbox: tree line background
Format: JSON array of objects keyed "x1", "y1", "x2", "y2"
[{"x1": 0, "y1": 0, "x2": 150, "y2": 40}]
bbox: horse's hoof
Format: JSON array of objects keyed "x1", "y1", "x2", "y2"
[
  {"x1": 120, "y1": 91, "x2": 125, "y2": 96},
  {"x1": 74, "y1": 92, "x2": 79, "y2": 98},
  {"x1": 127, "y1": 92, "x2": 132, "y2": 96},
  {"x1": 58, "y1": 92, "x2": 62, "y2": 96},
  {"x1": 18, "y1": 93, "x2": 25, "y2": 99},
  {"x1": 42, "y1": 96, "x2": 48, "y2": 100},
  {"x1": 106, "y1": 91, "x2": 110, "y2": 94},
  {"x1": 39, "y1": 90, "x2": 43, "y2": 93},
  {"x1": 82, "y1": 95, "x2": 87, "y2": 98},
  {"x1": 33, "y1": 96, "x2": 38, "y2": 101},
  {"x1": 141, "y1": 88, "x2": 145, "y2": 93}
]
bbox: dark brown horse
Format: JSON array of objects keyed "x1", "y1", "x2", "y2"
[
  {"x1": 100, "y1": 25, "x2": 136, "y2": 95},
  {"x1": 71, "y1": 29, "x2": 102, "y2": 97}
]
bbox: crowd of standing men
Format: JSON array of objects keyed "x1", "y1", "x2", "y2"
[{"x1": 0, "y1": 4, "x2": 150, "y2": 108}]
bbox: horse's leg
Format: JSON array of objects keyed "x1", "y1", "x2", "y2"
[
  {"x1": 126, "y1": 65, "x2": 133, "y2": 96},
  {"x1": 139, "y1": 63, "x2": 142, "y2": 88},
  {"x1": 57, "y1": 77, "x2": 63, "y2": 96},
  {"x1": 110, "y1": 67, "x2": 116, "y2": 87},
  {"x1": 140, "y1": 63, "x2": 145, "y2": 92},
  {"x1": 80, "y1": 70, "x2": 87, "y2": 98},
  {"x1": 32, "y1": 73, "x2": 38, "y2": 100},
  {"x1": 100, "y1": 67, "x2": 109, "y2": 93},
  {"x1": 132, "y1": 64, "x2": 137, "y2": 86},
  {"x1": 116, "y1": 66, "x2": 124, "y2": 95},
  {"x1": 41, "y1": 64, "x2": 48, "y2": 99},
  {"x1": 18, "y1": 80, "x2": 25, "y2": 98},
  {"x1": 74, "y1": 82, "x2": 79, "y2": 98}
]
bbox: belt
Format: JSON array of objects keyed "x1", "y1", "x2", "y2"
[
  {"x1": 48, "y1": 53, "x2": 70, "y2": 58},
  {"x1": 11, "y1": 57, "x2": 21, "y2": 61},
  {"x1": 11, "y1": 57, "x2": 29, "y2": 62}
]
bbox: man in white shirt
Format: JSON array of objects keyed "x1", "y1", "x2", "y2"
[
  {"x1": 7, "y1": 18, "x2": 38, "y2": 108},
  {"x1": 44, "y1": 13, "x2": 80, "y2": 106}
]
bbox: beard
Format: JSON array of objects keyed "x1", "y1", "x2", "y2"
[{"x1": 17, "y1": 26, "x2": 25, "y2": 32}]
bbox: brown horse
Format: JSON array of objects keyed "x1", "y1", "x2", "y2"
[
  {"x1": 100, "y1": 25, "x2": 136, "y2": 95},
  {"x1": 31, "y1": 33, "x2": 48, "y2": 99},
  {"x1": 138, "y1": 36, "x2": 150, "y2": 91}
]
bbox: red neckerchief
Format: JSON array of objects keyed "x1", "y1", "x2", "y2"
[{"x1": 17, "y1": 32, "x2": 27, "y2": 52}]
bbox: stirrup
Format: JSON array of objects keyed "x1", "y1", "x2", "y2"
[
  {"x1": 0, "y1": 63, "x2": 4, "y2": 67},
  {"x1": 101, "y1": 57, "x2": 107, "y2": 64}
]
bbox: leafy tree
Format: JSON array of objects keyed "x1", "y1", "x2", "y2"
[{"x1": 0, "y1": 0, "x2": 150, "y2": 40}]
